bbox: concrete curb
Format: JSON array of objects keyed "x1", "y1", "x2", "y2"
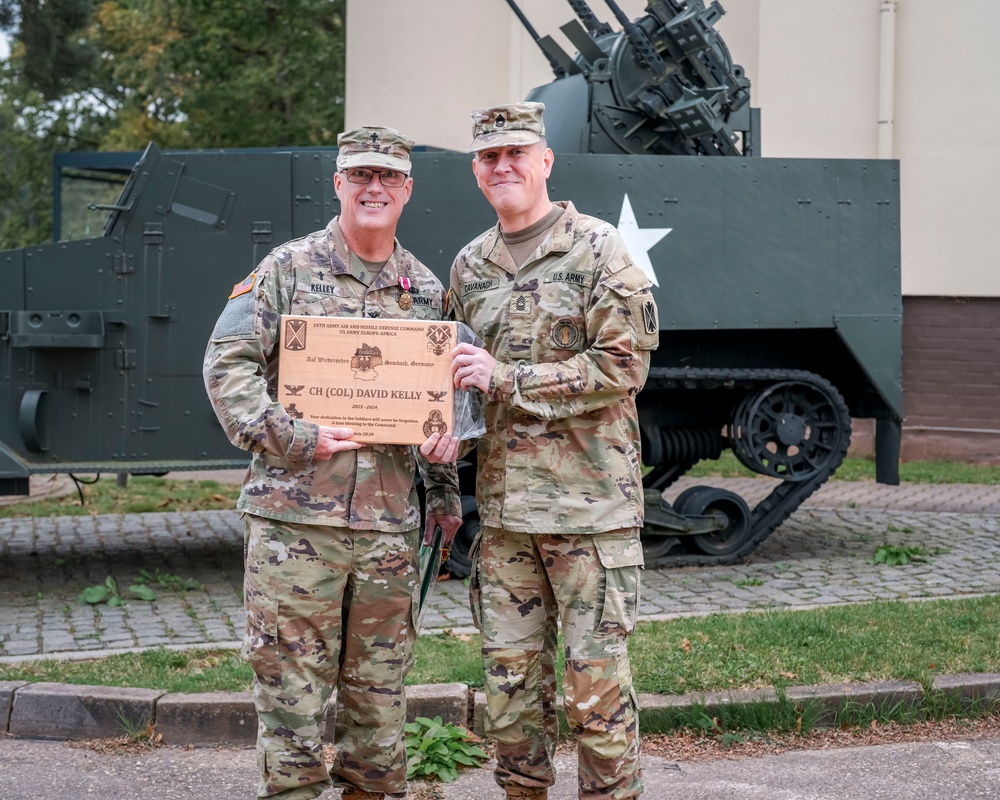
[{"x1": 3, "y1": 674, "x2": 1000, "y2": 745}]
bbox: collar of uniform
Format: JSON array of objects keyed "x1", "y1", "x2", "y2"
[
  {"x1": 482, "y1": 227, "x2": 517, "y2": 276},
  {"x1": 326, "y1": 217, "x2": 401, "y2": 287},
  {"x1": 482, "y1": 200, "x2": 576, "y2": 275},
  {"x1": 546, "y1": 201, "x2": 576, "y2": 253},
  {"x1": 369, "y1": 246, "x2": 409, "y2": 292}
]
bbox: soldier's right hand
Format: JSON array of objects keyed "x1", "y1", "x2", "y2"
[
  {"x1": 419, "y1": 432, "x2": 460, "y2": 464},
  {"x1": 314, "y1": 426, "x2": 363, "y2": 459}
]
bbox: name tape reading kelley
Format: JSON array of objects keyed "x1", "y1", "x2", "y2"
[{"x1": 277, "y1": 316, "x2": 457, "y2": 445}]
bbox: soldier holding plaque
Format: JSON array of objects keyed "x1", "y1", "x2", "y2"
[
  {"x1": 204, "y1": 125, "x2": 461, "y2": 800},
  {"x1": 441, "y1": 102, "x2": 659, "y2": 800}
]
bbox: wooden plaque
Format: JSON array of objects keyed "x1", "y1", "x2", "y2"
[{"x1": 277, "y1": 316, "x2": 456, "y2": 445}]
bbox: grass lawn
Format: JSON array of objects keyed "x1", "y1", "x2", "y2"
[
  {"x1": 2, "y1": 458, "x2": 998, "y2": 735},
  {"x1": 4, "y1": 595, "x2": 999, "y2": 699}
]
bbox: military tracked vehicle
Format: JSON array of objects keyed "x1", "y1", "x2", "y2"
[{"x1": 0, "y1": 0, "x2": 901, "y2": 569}]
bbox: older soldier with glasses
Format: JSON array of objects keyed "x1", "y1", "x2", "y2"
[
  {"x1": 341, "y1": 166, "x2": 410, "y2": 187},
  {"x1": 429, "y1": 102, "x2": 657, "y2": 800},
  {"x1": 204, "y1": 125, "x2": 462, "y2": 800}
]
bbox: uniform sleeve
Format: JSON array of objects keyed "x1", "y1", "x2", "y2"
[
  {"x1": 489, "y1": 244, "x2": 659, "y2": 421},
  {"x1": 416, "y1": 455, "x2": 461, "y2": 517},
  {"x1": 202, "y1": 256, "x2": 321, "y2": 463}
]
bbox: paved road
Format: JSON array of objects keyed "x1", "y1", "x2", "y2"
[
  {"x1": 2, "y1": 735, "x2": 1000, "y2": 799},
  {"x1": 1, "y1": 476, "x2": 998, "y2": 659}
]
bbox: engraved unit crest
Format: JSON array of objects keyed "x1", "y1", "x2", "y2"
[
  {"x1": 283, "y1": 319, "x2": 307, "y2": 351},
  {"x1": 426, "y1": 324, "x2": 453, "y2": 356}
]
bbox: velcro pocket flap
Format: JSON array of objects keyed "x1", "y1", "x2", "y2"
[{"x1": 593, "y1": 532, "x2": 646, "y2": 568}]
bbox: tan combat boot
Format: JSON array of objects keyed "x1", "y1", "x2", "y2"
[{"x1": 340, "y1": 788, "x2": 384, "y2": 800}]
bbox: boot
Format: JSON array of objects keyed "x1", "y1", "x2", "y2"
[{"x1": 340, "y1": 788, "x2": 384, "y2": 800}]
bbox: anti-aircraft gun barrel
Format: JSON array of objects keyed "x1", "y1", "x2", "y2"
[
  {"x1": 505, "y1": 0, "x2": 574, "y2": 79},
  {"x1": 566, "y1": 0, "x2": 614, "y2": 37},
  {"x1": 602, "y1": 0, "x2": 671, "y2": 81}
]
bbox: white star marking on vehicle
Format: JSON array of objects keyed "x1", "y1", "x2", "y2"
[{"x1": 615, "y1": 193, "x2": 671, "y2": 286}]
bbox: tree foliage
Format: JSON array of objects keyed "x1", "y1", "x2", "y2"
[{"x1": 0, "y1": 0, "x2": 346, "y2": 248}]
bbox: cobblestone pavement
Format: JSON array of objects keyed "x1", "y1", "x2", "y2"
[{"x1": 1, "y1": 477, "x2": 998, "y2": 660}]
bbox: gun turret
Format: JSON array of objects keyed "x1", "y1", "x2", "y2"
[{"x1": 512, "y1": 0, "x2": 758, "y2": 157}]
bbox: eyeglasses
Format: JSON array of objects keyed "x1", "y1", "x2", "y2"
[{"x1": 341, "y1": 167, "x2": 409, "y2": 188}]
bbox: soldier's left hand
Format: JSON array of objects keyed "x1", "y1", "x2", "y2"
[
  {"x1": 424, "y1": 513, "x2": 463, "y2": 548},
  {"x1": 452, "y1": 342, "x2": 495, "y2": 393},
  {"x1": 419, "y1": 432, "x2": 460, "y2": 463}
]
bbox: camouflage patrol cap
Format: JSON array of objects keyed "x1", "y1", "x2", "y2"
[
  {"x1": 336, "y1": 126, "x2": 414, "y2": 172},
  {"x1": 468, "y1": 102, "x2": 545, "y2": 153}
]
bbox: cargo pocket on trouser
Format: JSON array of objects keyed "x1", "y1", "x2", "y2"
[
  {"x1": 593, "y1": 530, "x2": 644, "y2": 636},
  {"x1": 242, "y1": 585, "x2": 282, "y2": 687},
  {"x1": 467, "y1": 529, "x2": 485, "y2": 631}
]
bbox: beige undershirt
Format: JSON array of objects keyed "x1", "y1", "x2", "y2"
[
  {"x1": 355, "y1": 254, "x2": 390, "y2": 276},
  {"x1": 501, "y1": 204, "x2": 566, "y2": 269}
]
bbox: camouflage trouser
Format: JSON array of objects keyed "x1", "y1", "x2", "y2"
[
  {"x1": 242, "y1": 514, "x2": 420, "y2": 800},
  {"x1": 470, "y1": 526, "x2": 644, "y2": 799}
]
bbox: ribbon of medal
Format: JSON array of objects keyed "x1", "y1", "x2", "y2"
[{"x1": 398, "y1": 275, "x2": 413, "y2": 310}]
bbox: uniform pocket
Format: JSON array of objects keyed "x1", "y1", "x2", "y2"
[
  {"x1": 593, "y1": 531, "x2": 644, "y2": 635},
  {"x1": 241, "y1": 587, "x2": 283, "y2": 685}
]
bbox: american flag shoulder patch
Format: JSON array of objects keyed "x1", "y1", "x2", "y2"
[{"x1": 229, "y1": 273, "x2": 257, "y2": 299}]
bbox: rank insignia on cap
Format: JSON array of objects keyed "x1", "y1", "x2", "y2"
[
  {"x1": 229, "y1": 273, "x2": 257, "y2": 299},
  {"x1": 495, "y1": 114, "x2": 506, "y2": 128}
]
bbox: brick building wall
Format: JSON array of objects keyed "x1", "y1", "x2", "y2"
[
  {"x1": 849, "y1": 297, "x2": 1000, "y2": 464},
  {"x1": 899, "y1": 297, "x2": 1000, "y2": 463}
]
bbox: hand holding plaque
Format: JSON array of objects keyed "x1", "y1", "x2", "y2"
[{"x1": 278, "y1": 316, "x2": 485, "y2": 445}]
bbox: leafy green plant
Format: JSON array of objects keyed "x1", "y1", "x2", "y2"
[
  {"x1": 78, "y1": 576, "x2": 155, "y2": 605},
  {"x1": 405, "y1": 715, "x2": 489, "y2": 783},
  {"x1": 735, "y1": 577, "x2": 764, "y2": 587},
  {"x1": 872, "y1": 544, "x2": 929, "y2": 566}
]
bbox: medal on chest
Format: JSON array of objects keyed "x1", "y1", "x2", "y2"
[{"x1": 398, "y1": 275, "x2": 413, "y2": 311}]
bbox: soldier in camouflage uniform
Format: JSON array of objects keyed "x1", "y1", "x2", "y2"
[
  {"x1": 204, "y1": 126, "x2": 462, "y2": 800},
  {"x1": 447, "y1": 103, "x2": 658, "y2": 799}
]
